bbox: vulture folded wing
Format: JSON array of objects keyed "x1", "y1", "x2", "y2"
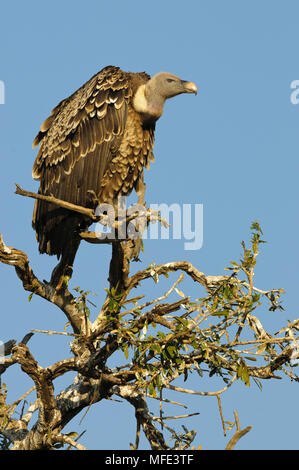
[
  {"x1": 32, "y1": 66, "x2": 132, "y2": 256},
  {"x1": 33, "y1": 66, "x2": 132, "y2": 204}
]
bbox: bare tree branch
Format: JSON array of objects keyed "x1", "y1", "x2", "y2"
[
  {"x1": 15, "y1": 184, "x2": 96, "y2": 221},
  {"x1": 113, "y1": 385, "x2": 169, "y2": 450}
]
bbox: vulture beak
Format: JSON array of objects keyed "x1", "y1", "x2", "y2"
[{"x1": 181, "y1": 80, "x2": 198, "y2": 95}]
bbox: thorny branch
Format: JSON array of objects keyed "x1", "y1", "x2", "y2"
[{"x1": 0, "y1": 192, "x2": 298, "y2": 450}]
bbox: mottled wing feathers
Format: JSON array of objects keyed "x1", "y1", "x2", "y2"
[
  {"x1": 32, "y1": 66, "x2": 131, "y2": 192},
  {"x1": 32, "y1": 67, "x2": 133, "y2": 255}
]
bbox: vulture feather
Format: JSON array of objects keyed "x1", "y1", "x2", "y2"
[{"x1": 32, "y1": 66, "x2": 197, "y2": 283}]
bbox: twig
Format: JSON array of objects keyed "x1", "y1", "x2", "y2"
[
  {"x1": 53, "y1": 433, "x2": 86, "y2": 450},
  {"x1": 217, "y1": 394, "x2": 226, "y2": 437},
  {"x1": 224, "y1": 410, "x2": 252, "y2": 450},
  {"x1": 144, "y1": 393, "x2": 187, "y2": 408},
  {"x1": 165, "y1": 376, "x2": 237, "y2": 396},
  {"x1": 31, "y1": 329, "x2": 79, "y2": 337},
  {"x1": 132, "y1": 417, "x2": 141, "y2": 450},
  {"x1": 21, "y1": 400, "x2": 39, "y2": 425},
  {"x1": 126, "y1": 261, "x2": 210, "y2": 293},
  {"x1": 225, "y1": 426, "x2": 252, "y2": 450},
  {"x1": 15, "y1": 184, "x2": 96, "y2": 220},
  {"x1": 8, "y1": 386, "x2": 36, "y2": 418},
  {"x1": 234, "y1": 410, "x2": 240, "y2": 430},
  {"x1": 120, "y1": 273, "x2": 185, "y2": 318},
  {"x1": 152, "y1": 412, "x2": 200, "y2": 421}
]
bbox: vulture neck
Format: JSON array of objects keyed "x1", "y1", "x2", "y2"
[{"x1": 133, "y1": 84, "x2": 165, "y2": 126}]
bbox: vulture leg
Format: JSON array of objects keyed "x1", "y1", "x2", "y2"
[
  {"x1": 49, "y1": 233, "x2": 81, "y2": 289},
  {"x1": 50, "y1": 217, "x2": 81, "y2": 290},
  {"x1": 125, "y1": 175, "x2": 147, "y2": 264}
]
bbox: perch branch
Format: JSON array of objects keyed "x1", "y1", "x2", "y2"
[
  {"x1": 15, "y1": 184, "x2": 96, "y2": 220},
  {"x1": 79, "y1": 231, "x2": 128, "y2": 244}
]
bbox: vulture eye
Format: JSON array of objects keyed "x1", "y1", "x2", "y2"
[{"x1": 166, "y1": 78, "x2": 175, "y2": 83}]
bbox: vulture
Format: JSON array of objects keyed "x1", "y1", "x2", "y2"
[{"x1": 32, "y1": 66, "x2": 197, "y2": 284}]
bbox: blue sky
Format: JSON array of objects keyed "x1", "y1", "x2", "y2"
[{"x1": 0, "y1": 0, "x2": 298, "y2": 450}]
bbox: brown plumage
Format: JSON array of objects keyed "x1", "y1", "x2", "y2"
[{"x1": 32, "y1": 66, "x2": 197, "y2": 282}]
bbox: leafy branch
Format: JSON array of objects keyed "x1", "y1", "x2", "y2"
[{"x1": 0, "y1": 220, "x2": 297, "y2": 450}]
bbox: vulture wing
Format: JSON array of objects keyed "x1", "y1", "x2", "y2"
[{"x1": 32, "y1": 66, "x2": 133, "y2": 257}]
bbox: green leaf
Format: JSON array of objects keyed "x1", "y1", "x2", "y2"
[
  {"x1": 253, "y1": 377, "x2": 263, "y2": 391},
  {"x1": 245, "y1": 356, "x2": 257, "y2": 361},
  {"x1": 175, "y1": 287, "x2": 185, "y2": 298},
  {"x1": 155, "y1": 375, "x2": 163, "y2": 391},
  {"x1": 252, "y1": 293, "x2": 261, "y2": 303},
  {"x1": 175, "y1": 316, "x2": 189, "y2": 328},
  {"x1": 142, "y1": 320, "x2": 148, "y2": 337},
  {"x1": 157, "y1": 331, "x2": 166, "y2": 339},
  {"x1": 242, "y1": 366, "x2": 250, "y2": 386},
  {"x1": 166, "y1": 345, "x2": 176, "y2": 358},
  {"x1": 123, "y1": 344, "x2": 129, "y2": 360},
  {"x1": 148, "y1": 382, "x2": 157, "y2": 398},
  {"x1": 237, "y1": 360, "x2": 250, "y2": 386},
  {"x1": 150, "y1": 343, "x2": 161, "y2": 354}
]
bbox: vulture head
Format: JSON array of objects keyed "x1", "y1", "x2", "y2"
[
  {"x1": 133, "y1": 72, "x2": 197, "y2": 121},
  {"x1": 148, "y1": 72, "x2": 198, "y2": 99}
]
